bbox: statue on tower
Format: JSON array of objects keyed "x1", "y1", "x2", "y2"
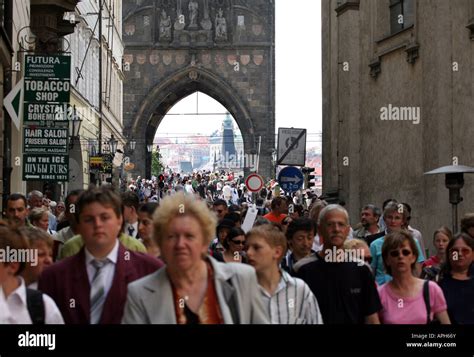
[
  {"x1": 188, "y1": 0, "x2": 199, "y2": 29},
  {"x1": 215, "y1": 8, "x2": 227, "y2": 41},
  {"x1": 159, "y1": 9, "x2": 172, "y2": 41}
]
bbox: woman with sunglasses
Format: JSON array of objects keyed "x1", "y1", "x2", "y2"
[
  {"x1": 377, "y1": 230, "x2": 450, "y2": 324},
  {"x1": 213, "y1": 227, "x2": 248, "y2": 263},
  {"x1": 438, "y1": 233, "x2": 474, "y2": 324},
  {"x1": 246, "y1": 225, "x2": 323, "y2": 324}
]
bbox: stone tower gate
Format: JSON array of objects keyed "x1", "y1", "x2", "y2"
[{"x1": 122, "y1": 0, "x2": 275, "y2": 179}]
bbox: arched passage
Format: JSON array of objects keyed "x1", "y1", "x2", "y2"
[{"x1": 128, "y1": 67, "x2": 259, "y2": 178}]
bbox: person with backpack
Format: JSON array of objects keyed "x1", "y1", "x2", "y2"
[{"x1": 0, "y1": 225, "x2": 63, "y2": 324}]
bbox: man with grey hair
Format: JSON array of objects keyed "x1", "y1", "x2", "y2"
[
  {"x1": 296, "y1": 204, "x2": 381, "y2": 324},
  {"x1": 353, "y1": 204, "x2": 384, "y2": 246},
  {"x1": 28, "y1": 190, "x2": 57, "y2": 231}
]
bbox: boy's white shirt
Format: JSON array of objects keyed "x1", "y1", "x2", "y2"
[{"x1": 0, "y1": 285, "x2": 12, "y2": 323}]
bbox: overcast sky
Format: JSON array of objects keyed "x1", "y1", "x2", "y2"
[{"x1": 156, "y1": 0, "x2": 322, "y2": 150}]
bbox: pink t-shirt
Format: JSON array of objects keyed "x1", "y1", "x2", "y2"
[{"x1": 377, "y1": 281, "x2": 447, "y2": 324}]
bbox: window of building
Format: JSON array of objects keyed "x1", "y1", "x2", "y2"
[{"x1": 390, "y1": 0, "x2": 414, "y2": 34}]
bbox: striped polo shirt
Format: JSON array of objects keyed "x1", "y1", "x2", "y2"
[{"x1": 258, "y1": 270, "x2": 323, "y2": 324}]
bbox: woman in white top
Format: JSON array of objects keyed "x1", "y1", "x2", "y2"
[
  {"x1": 0, "y1": 225, "x2": 63, "y2": 324},
  {"x1": 246, "y1": 225, "x2": 323, "y2": 324}
]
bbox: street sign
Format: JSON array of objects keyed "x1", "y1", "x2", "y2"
[
  {"x1": 23, "y1": 154, "x2": 69, "y2": 181},
  {"x1": 23, "y1": 102, "x2": 70, "y2": 123},
  {"x1": 3, "y1": 78, "x2": 23, "y2": 130},
  {"x1": 278, "y1": 166, "x2": 304, "y2": 193},
  {"x1": 245, "y1": 173, "x2": 264, "y2": 192},
  {"x1": 22, "y1": 54, "x2": 72, "y2": 182},
  {"x1": 277, "y1": 128, "x2": 307, "y2": 166},
  {"x1": 102, "y1": 154, "x2": 113, "y2": 174},
  {"x1": 23, "y1": 127, "x2": 68, "y2": 154},
  {"x1": 24, "y1": 55, "x2": 71, "y2": 103},
  {"x1": 25, "y1": 55, "x2": 71, "y2": 78},
  {"x1": 90, "y1": 156, "x2": 104, "y2": 170},
  {"x1": 24, "y1": 79, "x2": 70, "y2": 102}
]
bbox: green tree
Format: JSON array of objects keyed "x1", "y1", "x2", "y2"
[{"x1": 151, "y1": 150, "x2": 163, "y2": 177}]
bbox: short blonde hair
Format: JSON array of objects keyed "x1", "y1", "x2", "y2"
[
  {"x1": 246, "y1": 225, "x2": 287, "y2": 262},
  {"x1": 344, "y1": 238, "x2": 368, "y2": 251},
  {"x1": 153, "y1": 193, "x2": 217, "y2": 247},
  {"x1": 28, "y1": 207, "x2": 49, "y2": 224}
]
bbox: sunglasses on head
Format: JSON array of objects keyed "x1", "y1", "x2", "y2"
[{"x1": 389, "y1": 249, "x2": 412, "y2": 258}]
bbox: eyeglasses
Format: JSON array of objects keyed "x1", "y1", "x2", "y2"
[
  {"x1": 389, "y1": 249, "x2": 412, "y2": 258},
  {"x1": 449, "y1": 248, "x2": 472, "y2": 255},
  {"x1": 282, "y1": 220, "x2": 291, "y2": 226},
  {"x1": 231, "y1": 240, "x2": 246, "y2": 246}
]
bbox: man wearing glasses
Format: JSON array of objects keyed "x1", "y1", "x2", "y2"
[{"x1": 296, "y1": 204, "x2": 381, "y2": 324}]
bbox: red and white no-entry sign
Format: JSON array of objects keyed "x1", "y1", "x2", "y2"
[{"x1": 245, "y1": 173, "x2": 264, "y2": 192}]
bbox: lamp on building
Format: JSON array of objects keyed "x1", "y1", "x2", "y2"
[
  {"x1": 69, "y1": 105, "x2": 82, "y2": 149},
  {"x1": 424, "y1": 165, "x2": 474, "y2": 233},
  {"x1": 108, "y1": 134, "x2": 118, "y2": 154},
  {"x1": 147, "y1": 144, "x2": 154, "y2": 153}
]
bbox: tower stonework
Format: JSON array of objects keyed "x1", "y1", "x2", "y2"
[{"x1": 123, "y1": 0, "x2": 275, "y2": 179}]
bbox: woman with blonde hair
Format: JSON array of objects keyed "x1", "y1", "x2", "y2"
[{"x1": 122, "y1": 193, "x2": 268, "y2": 324}]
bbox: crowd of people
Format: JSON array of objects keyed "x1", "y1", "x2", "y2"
[{"x1": 0, "y1": 171, "x2": 473, "y2": 325}]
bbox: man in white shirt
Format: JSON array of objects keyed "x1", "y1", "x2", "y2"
[{"x1": 0, "y1": 226, "x2": 64, "y2": 324}]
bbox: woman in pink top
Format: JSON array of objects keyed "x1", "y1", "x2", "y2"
[{"x1": 377, "y1": 230, "x2": 451, "y2": 324}]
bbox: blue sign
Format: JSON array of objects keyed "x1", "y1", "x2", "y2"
[{"x1": 278, "y1": 166, "x2": 304, "y2": 193}]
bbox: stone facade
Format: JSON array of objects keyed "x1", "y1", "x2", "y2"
[
  {"x1": 322, "y1": 0, "x2": 474, "y2": 253},
  {"x1": 122, "y1": 0, "x2": 275, "y2": 179}
]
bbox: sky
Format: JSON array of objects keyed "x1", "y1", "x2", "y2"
[{"x1": 156, "y1": 0, "x2": 322, "y2": 151}]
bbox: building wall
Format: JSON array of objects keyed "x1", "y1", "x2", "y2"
[
  {"x1": 9, "y1": 0, "x2": 31, "y2": 195},
  {"x1": 322, "y1": 0, "x2": 474, "y2": 253},
  {"x1": 66, "y1": 0, "x2": 124, "y2": 187}
]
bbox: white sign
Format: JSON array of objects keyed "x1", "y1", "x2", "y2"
[
  {"x1": 277, "y1": 127, "x2": 307, "y2": 166},
  {"x1": 241, "y1": 204, "x2": 258, "y2": 233}
]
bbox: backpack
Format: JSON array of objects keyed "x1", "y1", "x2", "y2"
[{"x1": 26, "y1": 288, "x2": 45, "y2": 325}]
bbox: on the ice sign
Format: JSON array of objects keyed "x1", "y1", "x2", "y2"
[{"x1": 23, "y1": 154, "x2": 69, "y2": 181}]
